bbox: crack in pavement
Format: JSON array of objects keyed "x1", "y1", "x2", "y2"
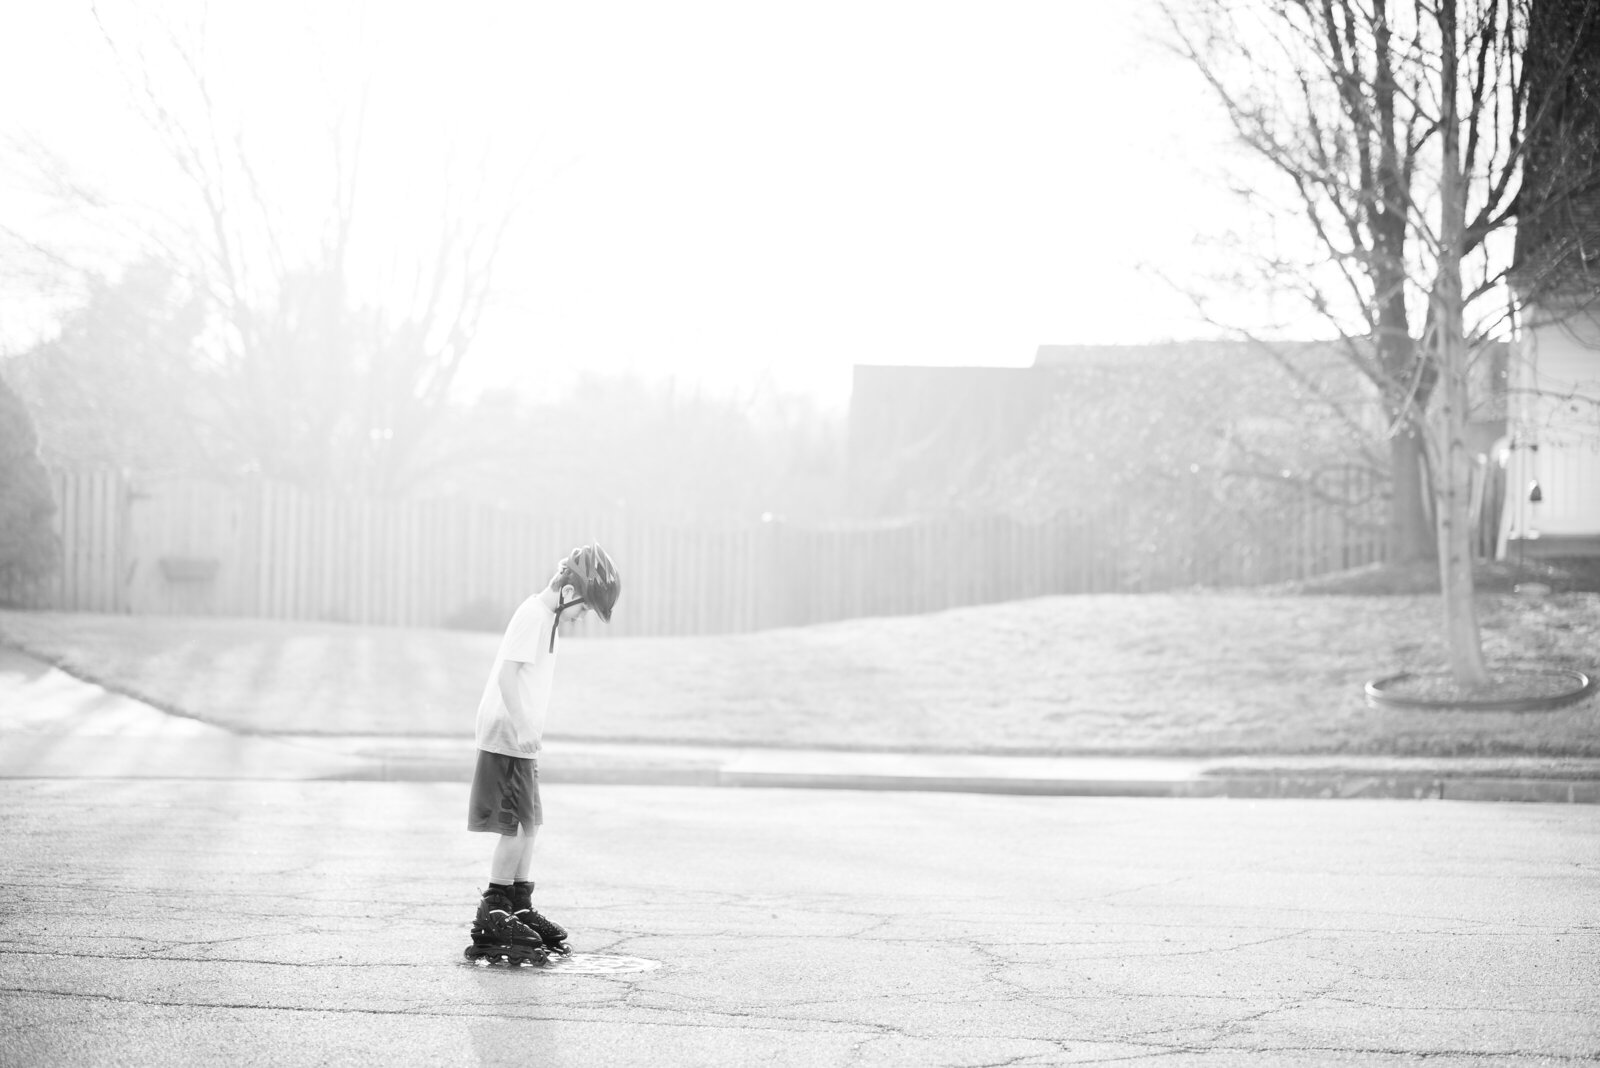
[
  {"x1": 1193, "y1": 1043, "x2": 1600, "y2": 1061},
  {"x1": 6, "y1": 782, "x2": 1598, "y2": 1065},
  {"x1": 0, "y1": 986, "x2": 876, "y2": 1033},
  {"x1": 7, "y1": 982, "x2": 1597, "y2": 1062},
  {"x1": 1010, "y1": 928, "x2": 1316, "y2": 962},
  {"x1": 1, "y1": 946, "x2": 484, "y2": 968}
]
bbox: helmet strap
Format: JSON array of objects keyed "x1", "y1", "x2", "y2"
[{"x1": 550, "y1": 595, "x2": 585, "y2": 652}]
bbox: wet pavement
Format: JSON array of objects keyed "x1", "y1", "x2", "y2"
[
  {"x1": 3, "y1": 643, "x2": 1599, "y2": 1066},
  {"x1": 3, "y1": 779, "x2": 1597, "y2": 1067}
]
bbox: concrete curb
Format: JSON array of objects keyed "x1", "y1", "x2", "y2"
[
  {"x1": 8, "y1": 740, "x2": 1598, "y2": 802},
  {"x1": 331, "y1": 752, "x2": 1600, "y2": 803},
  {"x1": 5, "y1": 645, "x2": 1597, "y2": 802}
]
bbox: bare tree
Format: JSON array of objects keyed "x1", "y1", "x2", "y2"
[
  {"x1": 70, "y1": 3, "x2": 526, "y2": 495},
  {"x1": 5, "y1": 258, "x2": 214, "y2": 472},
  {"x1": 1163, "y1": 0, "x2": 1440, "y2": 567},
  {"x1": 1164, "y1": 0, "x2": 1600, "y2": 684}
]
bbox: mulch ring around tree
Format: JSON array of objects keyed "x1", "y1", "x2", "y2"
[{"x1": 1366, "y1": 668, "x2": 1597, "y2": 712}]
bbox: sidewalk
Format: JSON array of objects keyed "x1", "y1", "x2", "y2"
[{"x1": 4, "y1": 644, "x2": 1598, "y2": 801}]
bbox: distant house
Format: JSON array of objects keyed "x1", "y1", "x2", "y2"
[
  {"x1": 848, "y1": 341, "x2": 1383, "y2": 518},
  {"x1": 848, "y1": 364, "x2": 1053, "y2": 515},
  {"x1": 850, "y1": 341, "x2": 1515, "y2": 563},
  {"x1": 1499, "y1": 10, "x2": 1600, "y2": 559},
  {"x1": 1501, "y1": 198, "x2": 1600, "y2": 558}
]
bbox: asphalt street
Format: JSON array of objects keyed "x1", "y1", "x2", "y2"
[{"x1": 3, "y1": 779, "x2": 1598, "y2": 1067}]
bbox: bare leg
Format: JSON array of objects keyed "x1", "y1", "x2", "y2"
[
  {"x1": 514, "y1": 825, "x2": 538, "y2": 881},
  {"x1": 498, "y1": 823, "x2": 566, "y2": 952},
  {"x1": 489, "y1": 823, "x2": 539, "y2": 884}
]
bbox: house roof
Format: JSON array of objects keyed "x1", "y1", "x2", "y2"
[
  {"x1": 1032, "y1": 340, "x2": 1357, "y2": 378},
  {"x1": 1513, "y1": 182, "x2": 1600, "y2": 302},
  {"x1": 1035, "y1": 340, "x2": 1319, "y2": 367}
]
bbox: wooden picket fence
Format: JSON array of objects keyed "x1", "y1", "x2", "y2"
[
  {"x1": 11, "y1": 469, "x2": 1393, "y2": 635},
  {"x1": 25, "y1": 468, "x2": 129, "y2": 615}
]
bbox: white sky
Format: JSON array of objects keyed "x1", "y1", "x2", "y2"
[{"x1": 0, "y1": 0, "x2": 1264, "y2": 411}]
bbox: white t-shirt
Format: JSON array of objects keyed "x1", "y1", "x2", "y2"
[{"x1": 474, "y1": 593, "x2": 559, "y2": 757}]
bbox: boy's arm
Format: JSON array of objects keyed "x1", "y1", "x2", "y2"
[{"x1": 497, "y1": 659, "x2": 534, "y2": 740}]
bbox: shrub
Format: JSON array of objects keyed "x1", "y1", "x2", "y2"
[{"x1": 0, "y1": 369, "x2": 59, "y2": 602}]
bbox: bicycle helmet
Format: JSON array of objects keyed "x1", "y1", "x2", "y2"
[{"x1": 554, "y1": 543, "x2": 621, "y2": 625}]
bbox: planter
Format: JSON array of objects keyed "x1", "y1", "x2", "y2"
[{"x1": 1364, "y1": 669, "x2": 1596, "y2": 712}]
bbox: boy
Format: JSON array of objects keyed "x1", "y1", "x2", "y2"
[{"x1": 464, "y1": 544, "x2": 621, "y2": 965}]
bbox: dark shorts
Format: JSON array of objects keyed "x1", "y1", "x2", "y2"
[{"x1": 467, "y1": 751, "x2": 542, "y2": 835}]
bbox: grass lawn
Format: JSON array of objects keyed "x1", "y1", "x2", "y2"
[{"x1": 3, "y1": 568, "x2": 1598, "y2": 757}]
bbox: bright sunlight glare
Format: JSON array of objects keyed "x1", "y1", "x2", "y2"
[{"x1": 0, "y1": 0, "x2": 1259, "y2": 410}]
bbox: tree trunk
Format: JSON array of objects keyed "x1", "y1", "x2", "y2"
[
  {"x1": 1387, "y1": 423, "x2": 1435, "y2": 563},
  {"x1": 1434, "y1": 375, "x2": 1487, "y2": 684},
  {"x1": 1370, "y1": 2, "x2": 1435, "y2": 567},
  {"x1": 1433, "y1": 0, "x2": 1489, "y2": 686}
]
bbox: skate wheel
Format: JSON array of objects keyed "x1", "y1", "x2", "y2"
[{"x1": 474, "y1": 958, "x2": 489, "y2": 968}]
